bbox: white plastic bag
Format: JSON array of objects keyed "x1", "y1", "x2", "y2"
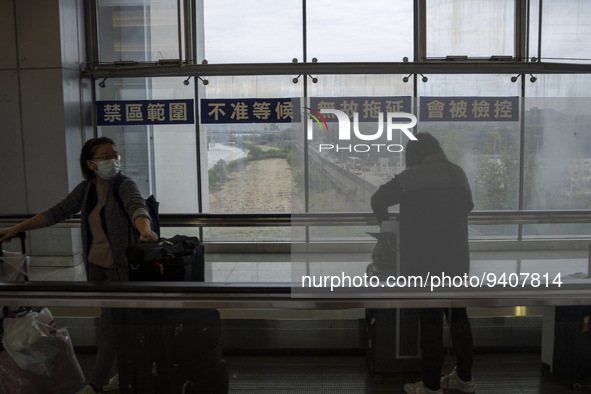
[
  {"x1": 0, "y1": 327, "x2": 84, "y2": 393},
  {"x1": 2, "y1": 308, "x2": 58, "y2": 377}
]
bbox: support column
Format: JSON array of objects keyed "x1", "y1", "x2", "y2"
[{"x1": 0, "y1": 0, "x2": 92, "y2": 268}]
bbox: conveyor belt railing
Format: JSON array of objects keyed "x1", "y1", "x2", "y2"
[
  {"x1": 1, "y1": 210, "x2": 591, "y2": 309},
  {"x1": 2, "y1": 210, "x2": 591, "y2": 227},
  {"x1": 1, "y1": 281, "x2": 591, "y2": 309}
]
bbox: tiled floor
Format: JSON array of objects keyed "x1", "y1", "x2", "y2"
[{"x1": 72, "y1": 352, "x2": 591, "y2": 393}]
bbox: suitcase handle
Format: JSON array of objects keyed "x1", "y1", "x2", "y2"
[
  {"x1": 156, "y1": 239, "x2": 173, "y2": 247},
  {"x1": 0, "y1": 232, "x2": 27, "y2": 257}
]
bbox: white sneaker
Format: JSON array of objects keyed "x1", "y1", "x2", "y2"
[
  {"x1": 403, "y1": 381, "x2": 443, "y2": 394},
  {"x1": 440, "y1": 367, "x2": 476, "y2": 393},
  {"x1": 75, "y1": 385, "x2": 98, "y2": 394},
  {"x1": 102, "y1": 374, "x2": 119, "y2": 392}
]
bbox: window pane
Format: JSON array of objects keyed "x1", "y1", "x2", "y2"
[
  {"x1": 307, "y1": 0, "x2": 414, "y2": 62},
  {"x1": 97, "y1": 0, "x2": 181, "y2": 63},
  {"x1": 523, "y1": 75, "x2": 591, "y2": 238},
  {"x1": 528, "y1": 0, "x2": 540, "y2": 61},
  {"x1": 539, "y1": 0, "x2": 591, "y2": 63},
  {"x1": 523, "y1": 97, "x2": 591, "y2": 238},
  {"x1": 426, "y1": 0, "x2": 514, "y2": 58},
  {"x1": 306, "y1": 75, "x2": 414, "y2": 215},
  {"x1": 302, "y1": 75, "x2": 413, "y2": 243},
  {"x1": 96, "y1": 77, "x2": 198, "y2": 214},
  {"x1": 202, "y1": 0, "x2": 302, "y2": 63},
  {"x1": 418, "y1": 75, "x2": 521, "y2": 239},
  {"x1": 200, "y1": 76, "x2": 301, "y2": 218}
]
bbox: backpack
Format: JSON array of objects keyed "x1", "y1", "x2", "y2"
[{"x1": 112, "y1": 175, "x2": 160, "y2": 237}]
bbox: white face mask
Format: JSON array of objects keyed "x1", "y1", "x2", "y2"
[{"x1": 93, "y1": 159, "x2": 121, "y2": 180}]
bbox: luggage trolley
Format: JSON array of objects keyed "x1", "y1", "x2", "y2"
[{"x1": 0, "y1": 232, "x2": 29, "y2": 282}]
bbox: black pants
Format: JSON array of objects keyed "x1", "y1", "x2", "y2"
[{"x1": 418, "y1": 307, "x2": 474, "y2": 390}]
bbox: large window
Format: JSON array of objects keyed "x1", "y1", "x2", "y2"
[{"x1": 91, "y1": 0, "x2": 591, "y2": 243}]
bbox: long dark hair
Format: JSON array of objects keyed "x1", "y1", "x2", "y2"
[
  {"x1": 404, "y1": 132, "x2": 445, "y2": 168},
  {"x1": 80, "y1": 137, "x2": 116, "y2": 180}
]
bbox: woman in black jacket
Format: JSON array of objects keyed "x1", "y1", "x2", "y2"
[{"x1": 371, "y1": 132, "x2": 475, "y2": 394}]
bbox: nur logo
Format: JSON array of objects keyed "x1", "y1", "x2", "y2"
[
  {"x1": 304, "y1": 107, "x2": 329, "y2": 131},
  {"x1": 305, "y1": 108, "x2": 418, "y2": 153}
]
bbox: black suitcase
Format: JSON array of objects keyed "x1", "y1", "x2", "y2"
[
  {"x1": 541, "y1": 305, "x2": 591, "y2": 389},
  {"x1": 126, "y1": 235, "x2": 205, "y2": 281},
  {"x1": 365, "y1": 308, "x2": 421, "y2": 382},
  {"x1": 113, "y1": 308, "x2": 228, "y2": 394},
  {"x1": 365, "y1": 220, "x2": 420, "y2": 381}
]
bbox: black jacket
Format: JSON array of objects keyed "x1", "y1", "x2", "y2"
[{"x1": 371, "y1": 153, "x2": 473, "y2": 277}]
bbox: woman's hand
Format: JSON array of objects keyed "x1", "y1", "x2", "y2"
[
  {"x1": 139, "y1": 229, "x2": 159, "y2": 243},
  {"x1": 0, "y1": 227, "x2": 21, "y2": 243},
  {"x1": 134, "y1": 216, "x2": 158, "y2": 242}
]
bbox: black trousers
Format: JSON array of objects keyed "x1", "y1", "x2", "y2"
[{"x1": 418, "y1": 307, "x2": 474, "y2": 390}]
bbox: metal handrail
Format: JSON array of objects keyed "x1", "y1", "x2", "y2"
[
  {"x1": 1, "y1": 211, "x2": 591, "y2": 309},
  {"x1": 2, "y1": 281, "x2": 591, "y2": 309},
  {"x1": 1, "y1": 210, "x2": 591, "y2": 227}
]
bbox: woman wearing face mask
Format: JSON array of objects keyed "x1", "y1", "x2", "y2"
[{"x1": 0, "y1": 137, "x2": 158, "y2": 394}]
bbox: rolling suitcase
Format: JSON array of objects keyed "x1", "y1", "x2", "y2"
[
  {"x1": 113, "y1": 308, "x2": 228, "y2": 394},
  {"x1": 541, "y1": 305, "x2": 591, "y2": 389},
  {"x1": 365, "y1": 308, "x2": 421, "y2": 382},
  {"x1": 365, "y1": 220, "x2": 421, "y2": 382},
  {"x1": 126, "y1": 235, "x2": 205, "y2": 281}
]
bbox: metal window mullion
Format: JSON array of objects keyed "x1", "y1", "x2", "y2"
[
  {"x1": 517, "y1": 76, "x2": 526, "y2": 241},
  {"x1": 537, "y1": 0, "x2": 543, "y2": 61},
  {"x1": 415, "y1": 0, "x2": 426, "y2": 62},
  {"x1": 184, "y1": 0, "x2": 195, "y2": 64},
  {"x1": 86, "y1": 0, "x2": 100, "y2": 67},
  {"x1": 177, "y1": 0, "x2": 182, "y2": 62},
  {"x1": 302, "y1": 0, "x2": 310, "y2": 246},
  {"x1": 515, "y1": 0, "x2": 529, "y2": 61}
]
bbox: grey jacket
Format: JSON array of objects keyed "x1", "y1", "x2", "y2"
[{"x1": 42, "y1": 173, "x2": 148, "y2": 280}]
